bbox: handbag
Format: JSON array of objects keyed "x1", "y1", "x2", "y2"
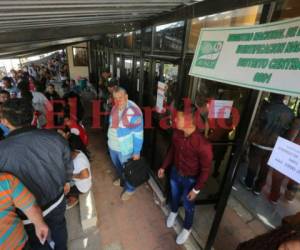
[{"x1": 123, "y1": 158, "x2": 150, "y2": 187}]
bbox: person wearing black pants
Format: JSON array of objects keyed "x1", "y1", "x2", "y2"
[{"x1": 0, "y1": 99, "x2": 74, "y2": 250}]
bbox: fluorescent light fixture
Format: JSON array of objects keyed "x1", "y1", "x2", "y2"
[{"x1": 208, "y1": 14, "x2": 217, "y2": 18}]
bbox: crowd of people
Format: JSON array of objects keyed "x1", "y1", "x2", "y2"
[
  {"x1": 0, "y1": 54, "x2": 92, "y2": 249},
  {"x1": 0, "y1": 54, "x2": 215, "y2": 248}
]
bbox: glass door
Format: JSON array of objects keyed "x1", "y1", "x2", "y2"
[
  {"x1": 120, "y1": 57, "x2": 133, "y2": 95},
  {"x1": 114, "y1": 55, "x2": 121, "y2": 80},
  {"x1": 132, "y1": 59, "x2": 140, "y2": 104},
  {"x1": 149, "y1": 61, "x2": 179, "y2": 191},
  {"x1": 142, "y1": 60, "x2": 151, "y2": 107}
]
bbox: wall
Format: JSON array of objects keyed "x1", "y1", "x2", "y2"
[{"x1": 67, "y1": 42, "x2": 89, "y2": 80}]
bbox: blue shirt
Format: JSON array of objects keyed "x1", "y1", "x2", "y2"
[{"x1": 0, "y1": 124, "x2": 9, "y2": 137}]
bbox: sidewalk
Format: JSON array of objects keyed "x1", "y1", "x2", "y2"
[{"x1": 88, "y1": 129, "x2": 184, "y2": 250}]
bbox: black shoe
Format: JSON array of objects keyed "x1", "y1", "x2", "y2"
[{"x1": 240, "y1": 177, "x2": 252, "y2": 191}]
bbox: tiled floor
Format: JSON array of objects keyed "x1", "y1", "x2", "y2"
[
  {"x1": 233, "y1": 162, "x2": 300, "y2": 228},
  {"x1": 86, "y1": 128, "x2": 291, "y2": 250},
  {"x1": 88, "y1": 129, "x2": 184, "y2": 250}
]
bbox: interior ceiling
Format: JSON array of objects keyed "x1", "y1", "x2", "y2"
[
  {"x1": 0, "y1": 0, "x2": 202, "y2": 58},
  {"x1": 0, "y1": 0, "x2": 201, "y2": 31}
]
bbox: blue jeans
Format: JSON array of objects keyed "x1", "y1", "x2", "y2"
[
  {"x1": 109, "y1": 149, "x2": 135, "y2": 192},
  {"x1": 170, "y1": 167, "x2": 196, "y2": 230},
  {"x1": 25, "y1": 198, "x2": 67, "y2": 250}
]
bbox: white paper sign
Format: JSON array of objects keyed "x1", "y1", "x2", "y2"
[
  {"x1": 208, "y1": 100, "x2": 234, "y2": 119},
  {"x1": 156, "y1": 81, "x2": 167, "y2": 113},
  {"x1": 190, "y1": 17, "x2": 300, "y2": 96},
  {"x1": 268, "y1": 137, "x2": 300, "y2": 184}
]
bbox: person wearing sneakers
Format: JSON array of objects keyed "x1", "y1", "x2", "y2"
[
  {"x1": 108, "y1": 87, "x2": 143, "y2": 201},
  {"x1": 158, "y1": 102, "x2": 213, "y2": 245}
]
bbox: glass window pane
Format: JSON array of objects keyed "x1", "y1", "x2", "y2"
[
  {"x1": 278, "y1": 0, "x2": 300, "y2": 19},
  {"x1": 142, "y1": 27, "x2": 152, "y2": 50},
  {"x1": 154, "y1": 21, "x2": 185, "y2": 51},
  {"x1": 142, "y1": 60, "x2": 151, "y2": 106},
  {"x1": 113, "y1": 34, "x2": 122, "y2": 49},
  {"x1": 188, "y1": 5, "x2": 263, "y2": 51},
  {"x1": 135, "y1": 30, "x2": 142, "y2": 49},
  {"x1": 120, "y1": 58, "x2": 133, "y2": 93},
  {"x1": 124, "y1": 32, "x2": 133, "y2": 49}
]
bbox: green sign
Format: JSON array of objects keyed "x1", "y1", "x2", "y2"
[{"x1": 189, "y1": 17, "x2": 300, "y2": 96}]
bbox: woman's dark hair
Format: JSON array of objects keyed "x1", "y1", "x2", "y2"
[
  {"x1": 17, "y1": 79, "x2": 29, "y2": 92},
  {"x1": 1, "y1": 98, "x2": 33, "y2": 127},
  {"x1": 66, "y1": 127, "x2": 90, "y2": 159},
  {"x1": 34, "y1": 81, "x2": 45, "y2": 93}
]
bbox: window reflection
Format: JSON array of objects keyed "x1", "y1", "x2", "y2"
[
  {"x1": 113, "y1": 34, "x2": 122, "y2": 49},
  {"x1": 279, "y1": 0, "x2": 300, "y2": 19},
  {"x1": 124, "y1": 32, "x2": 133, "y2": 49},
  {"x1": 120, "y1": 58, "x2": 133, "y2": 93},
  {"x1": 142, "y1": 60, "x2": 151, "y2": 106},
  {"x1": 154, "y1": 21, "x2": 185, "y2": 51},
  {"x1": 135, "y1": 30, "x2": 142, "y2": 49},
  {"x1": 188, "y1": 5, "x2": 262, "y2": 51},
  {"x1": 142, "y1": 27, "x2": 152, "y2": 50}
]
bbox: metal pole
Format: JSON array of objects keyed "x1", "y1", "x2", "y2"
[{"x1": 204, "y1": 2, "x2": 277, "y2": 249}]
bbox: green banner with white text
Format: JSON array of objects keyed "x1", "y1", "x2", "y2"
[{"x1": 189, "y1": 17, "x2": 300, "y2": 96}]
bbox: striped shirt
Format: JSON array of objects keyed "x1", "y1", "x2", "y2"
[{"x1": 0, "y1": 173, "x2": 36, "y2": 250}]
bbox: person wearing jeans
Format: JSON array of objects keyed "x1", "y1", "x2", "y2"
[
  {"x1": 109, "y1": 149, "x2": 135, "y2": 193},
  {"x1": 169, "y1": 167, "x2": 197, "y2": 230},
  {"x1": 158, "y1": 103, "x2": 212, "y2": 245},
  {"x1": 107, "y1": 87, "x2": 143, "y2": 201},
  {"x1": 0, "y1": 99, "x2": 74, "y2": 250}
]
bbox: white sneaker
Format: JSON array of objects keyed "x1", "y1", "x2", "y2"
[
  {"x1": 166, "y1": 212, "x2": 178, "y2": 228},
  {"x1": 176, "y1": 229, "x2": 191, "y2": 245}
]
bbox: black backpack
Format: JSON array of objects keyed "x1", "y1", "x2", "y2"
[{"x1": 123, "y1": 158, "x2": 150, "y2": 187}]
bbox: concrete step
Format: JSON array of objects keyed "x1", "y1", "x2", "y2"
[
  {"x1": 79, "y1": 191, "x2": 98, "y2": 231},
  {"x1": 66, "y1": 191, "x2": 101, "y2": 250}
]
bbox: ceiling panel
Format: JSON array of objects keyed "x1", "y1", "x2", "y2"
[{"x1": 0, "y1": 0, "x2": 204, "y2": 57}]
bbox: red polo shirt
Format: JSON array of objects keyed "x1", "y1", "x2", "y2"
[{"x1": 161, "y1": 129, "x2": 213, "y2": 190}]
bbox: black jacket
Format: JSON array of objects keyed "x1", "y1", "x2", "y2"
[{"x1": 0, "y1": 127, "x2": 74, "y2": 207}]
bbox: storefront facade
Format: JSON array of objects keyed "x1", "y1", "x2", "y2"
[{"x1": 89, "y1": 1, "x2": 300, "y2": 249}]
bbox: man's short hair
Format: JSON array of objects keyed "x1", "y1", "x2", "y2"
[
  {"x1": 113, "y1": 86, "x2": 127, "y2": 95},
  {"x1": 103, "y1": 68, "x2": 110, "y2": 74},
  {"x1": 176, "y1": 100, "x2": 198, "y2": 118},
  {"x1": 0, "y1": 90, "x2": 10, "y2": 96},
  {"x1": 107, "y1": 78, "x2": 118, "y2": 88},
  {"x1": 1, "y1": 98, "x2": 33, "y2": 127},
  {"x1": 2, "y1": 76, "x2": 11, "y2": 83}
]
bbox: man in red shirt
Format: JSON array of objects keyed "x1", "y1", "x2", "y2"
[{"x1": 158, "y1": 103, "x2": 213, "y2": 245}]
